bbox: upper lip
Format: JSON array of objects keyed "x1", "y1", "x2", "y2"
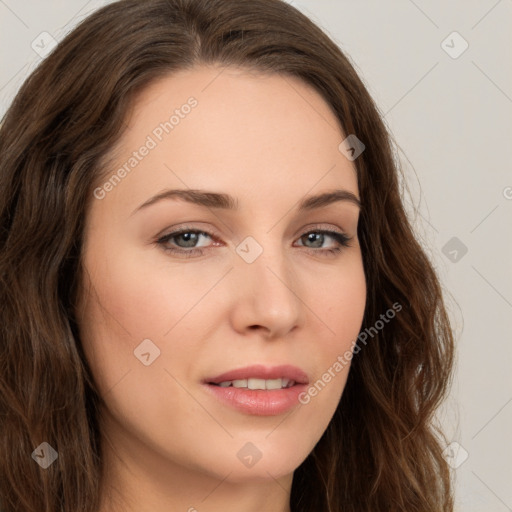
[{"x1": 205, "y1": 364, "x2": 309, "y2": 385}]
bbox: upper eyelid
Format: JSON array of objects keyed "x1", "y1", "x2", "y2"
[
  {"x1": 157, "y1": 226, "x2": 220, "y2": 243},
  {"x1": 159, "y1": 223, "x2": 348, "y2": 238}
]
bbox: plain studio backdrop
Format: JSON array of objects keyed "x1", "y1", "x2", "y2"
[{"x1": 0, "y1": 1, "x2": 511, "y2": 510}]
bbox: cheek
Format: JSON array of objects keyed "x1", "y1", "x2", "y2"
[
  {"x1": 286, "y1": 252, "x2": 366, "y2": 439},
  {"x1": 319, "y1": 252, "x2": 367, "y2": 353},
  {"x1": 77, "y1": 245, "x2": 210, "y2": 461},
  {"x1": 78, "y1": 237, "x2": 178, "y2": 394},
  {"x1": 82, "y1": 240, "x2": 202, "y2": 342},
  {"x1": 78, "y1": 232, "x2": 231, "y2": 415},
  {"x1": 305, "y1": 260, "x2": 365, "y2": 399}
]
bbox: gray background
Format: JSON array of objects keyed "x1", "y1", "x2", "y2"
[{"x1": 1, "y1": 1, "x2": 511, "y2": 510}]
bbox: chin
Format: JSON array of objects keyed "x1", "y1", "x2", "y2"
[{"x1": 232, "y1": 436, "x2": 313, "y2": 482}]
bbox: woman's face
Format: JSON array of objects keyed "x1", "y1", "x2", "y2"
[{"x1": 78, "y1": 65, "x2": 366, "y2": 495}]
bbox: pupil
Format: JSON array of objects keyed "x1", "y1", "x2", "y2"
[
  {"x1": 179, "y1": 232, "x2": 197, "y2": 247},
  {"x1": 307, "y1": 233, "x2": 322, "y2": 248}
]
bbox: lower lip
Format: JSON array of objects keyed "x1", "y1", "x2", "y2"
[{"x1": 204, "y1": 383, "x2": 308, "y2": 416}]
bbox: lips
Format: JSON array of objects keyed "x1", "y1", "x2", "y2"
[
  {"x1": 204, "y1": 364, "x2": 309, "y2": 386},
  {"x1": 203, "y1": 364, "x2": 310, "y2": 416}
]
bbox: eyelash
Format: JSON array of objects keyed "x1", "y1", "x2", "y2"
[{"x1": 156, "y1": 226, "x2": 353, "y2": 259}]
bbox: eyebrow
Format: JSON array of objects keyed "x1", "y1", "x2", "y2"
[{"x1": 131, "y1": 188, "x2": 361, "y2": 216}]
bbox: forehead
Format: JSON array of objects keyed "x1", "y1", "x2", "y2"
[{"x1": 98, "y1": 65, "x2": 358, "y2": 212}]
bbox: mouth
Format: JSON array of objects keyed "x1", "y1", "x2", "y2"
[
  {"x1": 202, "y1": 364, "x2": 309, "y2": 416},
  {"x1": 210, "y1": 377, "x2": 297, "y2": 389}
]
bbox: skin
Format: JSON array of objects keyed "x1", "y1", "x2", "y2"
[{"x1": 77, "y1": 65, "x2": 366, "y2": 512}]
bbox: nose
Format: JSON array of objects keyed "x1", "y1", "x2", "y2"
[{"x1": 229, "y1": 245, "x2": 303, "y2": 340}]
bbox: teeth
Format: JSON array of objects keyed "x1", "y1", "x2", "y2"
[
  {"x1": 265, "y1": 378, "x2": 282, "y2": 390},
  {"x1": 248, "y1": 378, "x2": 266, "y2": 390},
  {"x1": 215, "y1": 378, "x2": 296, "y2": 389}
]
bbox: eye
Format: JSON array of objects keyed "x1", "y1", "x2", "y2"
[
  {"x1": 295, "y1": 230, "x2": 352, "y2": 255},
  {"x1": 156, "y1": 227, "x2": 352, "y2": 258},
  {"x1": 157, "y1": 228, "x2": 216, "y2": 258}
]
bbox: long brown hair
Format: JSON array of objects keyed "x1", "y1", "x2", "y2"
[{"x1": 0, "y1": 0, "x2": 455, "y2": 510}]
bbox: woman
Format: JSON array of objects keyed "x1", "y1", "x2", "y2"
[{"x1": 0, "y1": 0, "x2": 455, "y2": 510}]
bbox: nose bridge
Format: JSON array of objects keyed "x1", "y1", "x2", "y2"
[{"x1": 231, "y1": 234, "x2": 302, "y2": 336}]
